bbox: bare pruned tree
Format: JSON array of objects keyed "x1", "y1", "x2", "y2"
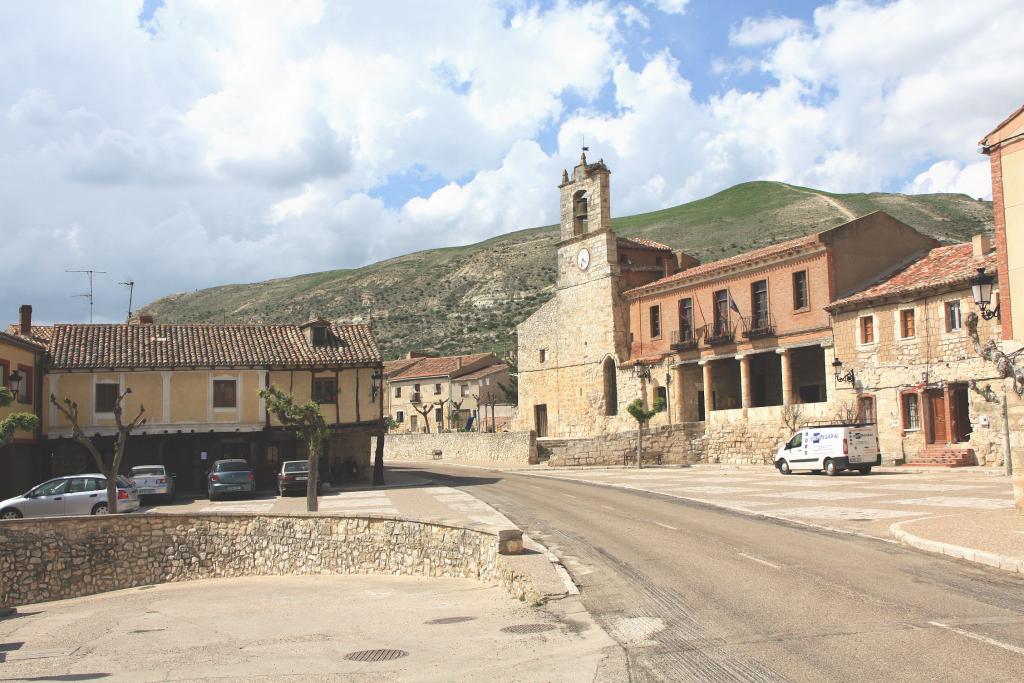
[
  {"x1": 50, "y1": 389, "x2": 145, "y2": 514},
  {"x1": 832, "y1": 400, "x2": 859, "y2": 424},
  {"x1": 781, "y1": 403, "x2": 805, "y2": 433},
  {"x1": 412, "y1": 402, "x2": 433, "y2": 433},
  {"x1": 448, "y1": 398, "x2": 465, "y2": 430},
  {"x1": 433, "y1": 398, "x2": 448, "y2": 432}
]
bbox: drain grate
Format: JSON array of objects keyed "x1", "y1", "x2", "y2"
[
  {"x1": 344, "y1": 649, "x2": 409, "y2": 663},
  {"x1": 425, "y1": 616, "x2": 477, "y2": 625},
  {"x1": 501, "y1": 623, "x2": 557, "y2": 634}
]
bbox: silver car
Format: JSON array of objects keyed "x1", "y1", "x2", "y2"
[
  {"x1": 130, "y1": 465, "x2": 176, "y2": 502},
  {"x1": 0, "y1": 474, "x2": 140, "y2": 519}
]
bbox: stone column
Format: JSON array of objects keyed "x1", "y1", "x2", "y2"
[
  {"x1": 672, "y1": 364, "x2": 685, "y2": 423},
  {"x1": 701, "y1": 361, "x2": 714, "y2": 420},
  {"x1": 778, "y1": 348, "x2": 793, "y2": 406},
  {"x1": 739, "y1": 354, "x2": 751, "y2": 410}
]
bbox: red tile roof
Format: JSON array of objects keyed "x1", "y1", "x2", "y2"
[
  {"x1": 624, "y1": 233, "x2": 820, "y2": 297},
  {"x1": 455, "y1": 363, "x2": 509, "y2": 381},
  {"x1": 618, "y1": 236, "x2": 673, "y2": 252},
  {"x1": 5, "y1": 324, "x2": 54, "y2": 345},
  {"x1": 388, "y1": 353, "x2": 499, "y2": 381},
  {"x1": 828, "y1": 243, "x2": 997, "y2": 310},
  {"x1": 47, "y1": 322, "x2": 381, "y2": 370},
  {"x1": 383, "y1": 357, "x2": 423, "y2": 378},
  {"x1": 0, "y1": 330, "x2": 47, "y2": 353}
]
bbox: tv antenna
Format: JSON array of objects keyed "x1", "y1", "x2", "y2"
[
  {"x1": 119, "y1": 278, "x2": 135, "y2": 322},
  {"x1": 66, "y1": 269, "x2": 106, "y2": 323}
]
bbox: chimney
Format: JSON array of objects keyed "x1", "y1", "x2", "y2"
[
  {"x1": 18, "y1": 304, "x2": 31, "y2": 336},
  {"x1": 973, "y1": 233, "x2": 992, "y2": 258},
  {"x1": 138, "y1": 314, "x2": 155, "y2": 325},
  {"x1": 457, "y1": 356, "x2": 463, "y2": 369}
]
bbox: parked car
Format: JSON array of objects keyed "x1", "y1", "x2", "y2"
[
  {"x1": 0, "y1": 474, "x2": 140, "y2": 519},
  {"x1": 207, "y1": 459, "x2": 256, "y2": 500},
  {"x1": 278, "y1": 460, "x2": 318, "y2": 496},
  {"x1": 774, "y1": 424, "x2": 881, "y2": 475},
  {"x1": 130, "y1": 465, "x2": 176, "y2": 503}
]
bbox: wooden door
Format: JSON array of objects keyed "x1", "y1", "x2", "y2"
[
  {"x1": 951, "y1": 387, "x2": 971, "y2": 442},
  {"x1": 927, "y1": 390, "x2": 948, "y2": 444},
  {"x1": 534, "y1": 405, "x2": 548, "y2": 438}
]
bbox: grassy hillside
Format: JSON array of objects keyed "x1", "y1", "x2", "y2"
[{"x1": 141, "y1": 181, "x2": 993, "y2": 359}]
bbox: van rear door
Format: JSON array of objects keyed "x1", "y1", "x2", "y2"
[{"x1": 846, "y1": 427, "x2": 877, "y2": 464}]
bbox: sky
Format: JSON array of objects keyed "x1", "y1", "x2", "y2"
[{"x1": 2, "y1": 0, "x2": 1022, "y2": 324}]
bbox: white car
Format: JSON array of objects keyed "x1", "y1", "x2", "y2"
[
  {"x1": 130, "y1": 465, "x2": 176, "y2": 502},
  {"x1": 774, "y1": 424, "x2": 881, "y2": 476},
  {"x1": 0, "y1": 474, "x2": 140, "y2": 519}
]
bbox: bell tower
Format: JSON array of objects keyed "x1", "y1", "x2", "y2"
[{"x1": 556, "y1": 151, "x2": 620, "y2": 290}]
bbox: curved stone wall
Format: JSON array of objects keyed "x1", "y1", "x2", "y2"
[{"x1": 0, "y1": 513, "x2": 527, "y2": 609}]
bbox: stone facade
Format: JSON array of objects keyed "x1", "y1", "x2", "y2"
[
  {"x1": 376, "y1": 431, "x2": 538, "y2": 466},
  {"x1": 0, "y1": 513, "x2": 536, "y2": 609}
]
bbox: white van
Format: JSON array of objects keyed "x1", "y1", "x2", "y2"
[{"x1": 774, "y1": 424, "x2": 881, "y2": 475}]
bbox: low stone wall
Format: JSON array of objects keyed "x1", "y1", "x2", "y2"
[
  {"x1": 542, "y1": 423, "x2": 707, "y2": 467},
  {"x1": 378, "y1": 431, "x2": 538, "y2": 466},
  {"x1": 0, "y1": 513, "x2": 533, "y2": 609}
]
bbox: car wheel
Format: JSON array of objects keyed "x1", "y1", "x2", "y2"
[
  {"x1": 777, "y1": 459, "x2": 792, "y2": 475},
  {"x1": 208, "y1": 491, "x2": 217, "y2": 502},
  {"x1": 858, "y1": 466, "x2": 872, "y2": 475},
  {"x1": 823, "y1": 459, "x2": 838, "y2": 476},
  {"x1": 0, "y1": 508, "x2": 23, "y2": 520},
  {"x1": 92, "y1": 502, "x2": 109, "y2": 515}
]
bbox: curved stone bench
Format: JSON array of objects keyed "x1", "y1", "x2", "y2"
[{"x1": 0, "y1": 513, "x2": 527, "y2": 609}]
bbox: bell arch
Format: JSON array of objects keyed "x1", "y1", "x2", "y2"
[{"x1": 572, "y1": 190, "x2": 588, "y2": 237}]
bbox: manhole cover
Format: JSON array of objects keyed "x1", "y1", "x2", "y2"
[
  {"x1": 501, "y1": 623, "x2": 557, "y2": 634},
  {"x1": 425, "y1": 616, "x2": 477, "y2": 625},
  {"x1": 344, "y1": 649, "x2": 409, "y2": 663}
]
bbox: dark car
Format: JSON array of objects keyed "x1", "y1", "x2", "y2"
[
  {"x1": 207, "y1": 459, "x2": 255, "y2": 501},
  {"x1": 277, "y1": 460, "x2": 311, "y2": 497}
]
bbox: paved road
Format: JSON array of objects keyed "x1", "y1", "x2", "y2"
[{"x1": 413, "y1": 464, "x2": 1024, "y2": 682}]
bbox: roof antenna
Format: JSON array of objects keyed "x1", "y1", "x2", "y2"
[
  {"x1": 119, "y1": 278, "x2": 135, "y2": 322},
  {"x1": 67, "y1": 269, "x2": 106, "y2": 323}
]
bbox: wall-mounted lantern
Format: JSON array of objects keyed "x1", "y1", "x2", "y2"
[
  {"x1": 970, "y1": 267, "x2": 1000, "y2": 320},
  {"x1": 832, "y1": 358, "x2": 855, "y2": 385}
]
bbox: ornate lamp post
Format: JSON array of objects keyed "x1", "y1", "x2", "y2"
[
  {"x1": 7, "y1": 370, "x2": 23, "y2": 400},
  {"x1": 832, "y1": 358, "x2": 855, "y2": 385},
  {"x1": 969, "y1": 267, "x2": 1000, "y2": 320}
]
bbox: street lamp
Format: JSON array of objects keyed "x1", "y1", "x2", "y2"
[
  {"x1": 832, "y1": 358, "x2": 855, "y2": 385},
  {"x1": 369, "y1": 369, "x2": 383, "y2": 400},
  {"x1": 7, "y1": 370, "x2": 23, "y2": 399},
  {"x1": 633, "y1": 363, "x2": 651, "y2": 380},
  {"x1": 970, "y1": 267, "x2": 1000, "y2": 320}
]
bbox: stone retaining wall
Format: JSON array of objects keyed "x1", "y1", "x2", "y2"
[
  {"x1": 0, "y1": 514, "x2": 534, "y2": 609},
  {"x1": 378, "y1": 431, "x2": 538, "y2": 466},
  {"x1": 541, "y1": 423, "x2": 707, "y2": 467}
]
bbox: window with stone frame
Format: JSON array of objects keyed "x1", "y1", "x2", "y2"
[
  {"x1": 649, "y1": 304, "x2": 662, "y2": 339},
  {"x1": 95, "y1": 382, "x2": 119, "y2": 413},
  {"x1": 395, "y1": 410, "x2": 404, "y2": 423},
  {"x1": 859, "y1": 315, "x2": 874, "y2": 344},
  {"x1": 945, "y1": 300, "x2": 963, "y2": 332},
  {"x1": 434, "y1": 407, "x2": 443, "y2": 422},
  {"x1": 461, "y1": 383, "x2": 469, "y2": 397},
  {"x1": 312, "y1": 377, "x2": 338, "y2": 404},
  {"x1": 792, "y1": 270, "x2": 809, "y2": 310},
  {"x1": 394, "y1": 386, "x2": 401, "y2": 398},
  {"x1": 539, "y1": 348, "x2": 548, "y2": 363},
  {"x1": 900, "y1": 308, "x2": 916, "y2": 338},
  {"x1": 902, "y1": 393, "x2": 920, "y2": 431},
  {"x1": 433, "y1": 383, "x2": 442, "y2": 395},
  {"x1": 16, "y1": 365, "x2": 32, "y2": 404},
  {"x1": 213, "y1": 379, "x2": 237, "y2": 408}
]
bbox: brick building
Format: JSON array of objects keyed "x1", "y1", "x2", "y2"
[{"x1": 828, "y1": 236, "x2": 1005, "y2": 466}]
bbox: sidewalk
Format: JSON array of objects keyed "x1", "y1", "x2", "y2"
[{"x1": 519, "y1": 464, "x2": 1024, "y2": 574}]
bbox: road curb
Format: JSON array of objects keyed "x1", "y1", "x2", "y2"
[{"x1": 888, "y1": 520, "x2": 1024, "y2": 574}]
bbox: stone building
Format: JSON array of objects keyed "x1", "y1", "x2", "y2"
[
  {"x1": 384, "y1": 352, "x2": 510, "y2": 432},
  {"x1": 37, "y1": 316, "x2": 384, "y2": 490},
  {"x1": 515, "y1": 152, "x2": 944, "y2": 464},
  {"x1": 827, "y1": 236, "x2": 1005, "y2": 466}
]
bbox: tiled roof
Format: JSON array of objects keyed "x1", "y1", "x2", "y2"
[
  {"x1": 455, "y1": 363, "x2": 509, "y2": 382},
  {"x1": 624, "y1": 233, "x2": 820, "y2": 297},
  {"x1": 0, "y1": 330, "x2": 47, "y2": 353},
  {"x1": 47, "y1": 323, "x2": 381, "y2": 370},
  {"x1": 618, "y1": 237, "x2": 673, "y2": 252},
  {"x1": 5, "y1": 324, "x2": 54, "y2": 345},
  {"x1": 389, "y1": 353, "x2": 499, "y2": 381},
  {"x1": 828, "y1": 244, "x2": 997, "y2": 310},
  {"x1": 383, "y1": 357, "x2": 423, "y2": 378}
]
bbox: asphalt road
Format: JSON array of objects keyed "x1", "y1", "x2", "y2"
[{"x1": 410, "y1": 464, "x2": 1024, "y2": 683}]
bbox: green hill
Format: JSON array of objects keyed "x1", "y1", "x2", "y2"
[{"x1": 141, "y1": 181, "x2": 993, "y2": 359}]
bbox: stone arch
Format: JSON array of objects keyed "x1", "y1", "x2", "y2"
[{"x1": 603, "y1": 357, "x2": 618, "y2": 416}]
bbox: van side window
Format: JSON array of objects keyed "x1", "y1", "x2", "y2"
[{"x1": 787, "y1": 433, "x2": 802, "y2": 449}]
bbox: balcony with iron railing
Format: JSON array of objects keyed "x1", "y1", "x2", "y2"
[
  {"x1": 670, "y1": 326, "x2": 700, "y2": 351},
  {"x1": 741, "y1": 313, "x2": 776, "y2": 339},
  {"x1": 703, "y1": 321, "x2": 736, "y2": 346},
  {"x1": 410, "y1": 392, "x2": 422, "y2": 404}
]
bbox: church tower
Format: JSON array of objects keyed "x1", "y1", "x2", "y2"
[{"x1": 556, "y1": 151, "x2": 621, "y2": 290}]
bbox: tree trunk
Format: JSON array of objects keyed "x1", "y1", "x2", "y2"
[
  {"x1": 636, "y1": 421, "x2": 643, "y2": 470},
  {"x1": 106, "y1": 474, "x2": 118, "y2": 514},
  {"x1": 373, "y1": 431, "x2": 386, "y2": 486},
  {"x1": 307, "y1": 436, "x2": 321, "y2": 513}
]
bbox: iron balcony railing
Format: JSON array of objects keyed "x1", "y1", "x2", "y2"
[
  {"x1": 670, "y1": 327, "x2": 699, "y2": 351},
  {"x1": 703, "y1": 321, "x2": 735, "y2": 345},
  {"x1": 741, "y1": 313, "x2": 776, "y2": 339},
  {"x1": 410, "y1": 392, "x2": 422, "y2": 404}
]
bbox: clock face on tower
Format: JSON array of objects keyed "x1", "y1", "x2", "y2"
[{"x1": 577, "y1": 248, "x2": 590, "y2": 270}]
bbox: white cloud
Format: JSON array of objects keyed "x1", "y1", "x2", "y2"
[
  {"x1": 729, "y1": 15, "x2": 803, "y2": 47},
  {"x1": 903, "y1": 160, "x2": 992, "y2": 198},
  {"x1": 644, "y1": 0, "x2": 690, "y2": 15}
]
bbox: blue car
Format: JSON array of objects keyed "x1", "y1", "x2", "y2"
[{"x1": 207, "y1": 459, "x2": 256, "y2": 500}]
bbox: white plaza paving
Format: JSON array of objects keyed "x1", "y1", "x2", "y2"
[{"x1": 530, "y1": 466, "x2": 1014, "y2": 535}]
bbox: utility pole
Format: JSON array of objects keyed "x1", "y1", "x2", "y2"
[
  {"x1": 67, "y1": 269, "x2": 106, "y2": 323},
  {"x1": 119, "y1": 279, "x2": 135, "y2": 322}
]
